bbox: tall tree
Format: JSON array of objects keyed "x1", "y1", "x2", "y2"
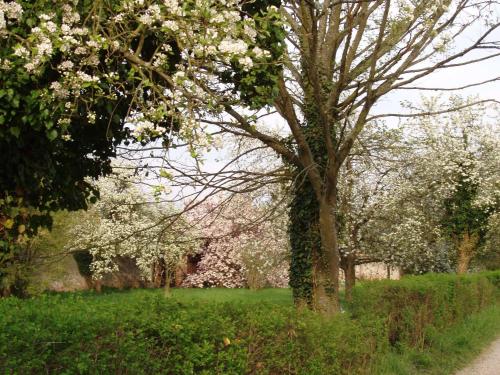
[
  {"x1": 3, "y1": 0, "x2": 499, "y2": 313},
  {"x1": 365, "y1": 99, "x2": 499, "y2": 274},
  {"x1": 269, "y1": 0, "x2": 499, "y2": 313}
]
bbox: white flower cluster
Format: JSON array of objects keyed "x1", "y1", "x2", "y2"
[
  {"x1": 0, "y1": 1, "x2": 22, "y2": 31},
  {"x1": 138, "y1": 4, "x2": 161, "y2": 26},
  {"x1": 66, "y1": 169, "x2": 190, "y2": 280},
  {"x1": 218, "y1": 38, "x2": 248, "y2": 56},
  {"x1": 128, "y1": 112, "x2": 169, "y2": 141}
]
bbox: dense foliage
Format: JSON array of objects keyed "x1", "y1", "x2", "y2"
[{"x1": 0, "y1": 272, "x2": 498, "y2": 374}]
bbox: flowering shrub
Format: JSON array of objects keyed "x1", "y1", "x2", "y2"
[
  {"x1": 66, "y1": 169, "x2": 193, "y2": 282},
  {"x1": 183, "y1": 195, "x2": 289, "y2": 288}
]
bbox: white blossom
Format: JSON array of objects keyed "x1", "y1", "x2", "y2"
[{"x1": 218, "y1": 38, "x2": 248, "y2": 55}]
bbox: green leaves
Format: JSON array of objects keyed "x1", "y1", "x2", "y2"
[
  {"x1": 46, "y1": 128, "x2": 58, "y2": 141},
  {"x1": 9, "y1": 127, "x2": 21, "y2": 138},
  {"x1": 159, "y1": 169, "x2": 173, "y2": 180}
]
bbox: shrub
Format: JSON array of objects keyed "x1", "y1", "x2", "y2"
[
  {"x1": 0, "y1": 272, "x2": 498, "y2": 374},
  {"x1": 349, "y1": 271, "x2": 499, "y2": 349}
]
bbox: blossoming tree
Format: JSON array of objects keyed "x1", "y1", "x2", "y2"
[
  {"x1": 336, "y1": 122, "x2": 405, "y2": 299},
  {"x1": 66, "y1": 169, "x2": 194, "y2": 290},
  {"x1": 363, "y1": 99, "x2": 499, "y2": 274},
  {"x1": 183, "y1": 193, "x2": 289, "y2": 289}
]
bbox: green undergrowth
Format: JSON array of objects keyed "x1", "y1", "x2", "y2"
[
  {"x1": 374, "y1": 303, "x2": 500, "y2": 374},
  {"x1": 0, "y1": 272, "x2": 499, "y2": 374}
]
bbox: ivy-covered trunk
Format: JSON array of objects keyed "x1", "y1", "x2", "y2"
[
  {"x1": 456, "y1": 232, "x2": 478, "y2": 274},
  {"x1": 315, "y1": 199, "x2": 341, "y2": 315},
  {"x1": 288, "y1": 178, "x2": 316, "y2": 307},
  {"x1": 288, "y1": 172, "x2": 341, "y2": 315}
]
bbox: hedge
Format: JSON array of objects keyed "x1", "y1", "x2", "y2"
[
  {"x1": 0, "y1": 271, "x2": 498, "y2": 374},
  {"x1": 349, "y1": 271, "x2": 500, "y2": 350}
]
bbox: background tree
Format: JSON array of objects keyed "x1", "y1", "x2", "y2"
[
  {"x1": 336, "y1": 122, "x2": 404, "y2": 300},
  {"x1": 66, "y1": 169, "x2": 194, "y2": 291},
  {"x1": 366, "y1": 98, "x2": 499, "y2": 274},
  {"x1": 183, "y1": 193, "x2": 289, "y2": 289}
]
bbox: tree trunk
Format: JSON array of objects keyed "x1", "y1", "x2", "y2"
[
  {"x1": 288, "y1": 171, "x2": 341, "y2": 315},
  {"x1": 456, "y1": 232, "x2": 478, "y2": 274},
  {"x1": 84, "y1": 275, "x2": 101, "y2": 292},
  {"x1": 312, "y1": 200, "x2": 340, "y2": 315},
  {"x1": 288, "y1": 178, "x2": 317, "y2": 307},
  {"x1": 94, "y1": 279, "x2": 102, "y2": 293},
  {"x1": 153, "y1": 259, "x2": 167, "y2": 287},
  {"x1": 164, "y1": 268, "x2": 172, "y2": 297},
  {"x1": 344, "y1": 253, "x2": 356, "y2": 302}
]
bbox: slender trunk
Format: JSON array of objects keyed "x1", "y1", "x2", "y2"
[
  {"x1": 457, "y1": 255, "x2": 470, "y2": 274},
  {"x1": 312, "y1": 200, "x2": 340, "y2": 315},
  {"x1": 94, "y1": 279, "x2": 102, "y2": 293},
  {"x1": 344, "y1": 253, "x2": 356, "y2": 302},
  {"x1": 153, "y1": 259, "x2": 167, "y2": 287},
  {"x1": 83, "y1": 275, "x2": 93, "y2": 290},
  {"x1": 164, "y1": 268, "x2": 172, "y2": 297},
  {"x1": 387, "y1": 265, "x2": 391, "y2": 279},
  {"x1": 399, "y1": 268, "x2": 406, "y2": 277},
  {"x1": 83, "y1": 275, "x2": 101, "y2": 293}
]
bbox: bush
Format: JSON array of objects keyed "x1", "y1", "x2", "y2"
[
  {"x1": 349, "y1": 271, "x2": 500, "y2": 349},
  {"x1": 0, "y1": 272, "x2": 498, "y2": 374},
  {"x1": 0, "y1": 291, "x2": 383, "y2": 374}
]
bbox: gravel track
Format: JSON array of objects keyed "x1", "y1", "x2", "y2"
[{"x1": 455, "y1": 336, "x2": 500, "y2": 375}]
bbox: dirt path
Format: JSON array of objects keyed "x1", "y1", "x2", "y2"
[{"x1": 455, "y1": 336, "x2": 500, "y2": 375}]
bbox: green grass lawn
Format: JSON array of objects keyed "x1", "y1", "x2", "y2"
[
  {"x1": 167, "y1": 287, "x2": 293, "y2": 305},
  {"x1": 51, "y1": 286, "x2": 294, "y2": 305}
]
